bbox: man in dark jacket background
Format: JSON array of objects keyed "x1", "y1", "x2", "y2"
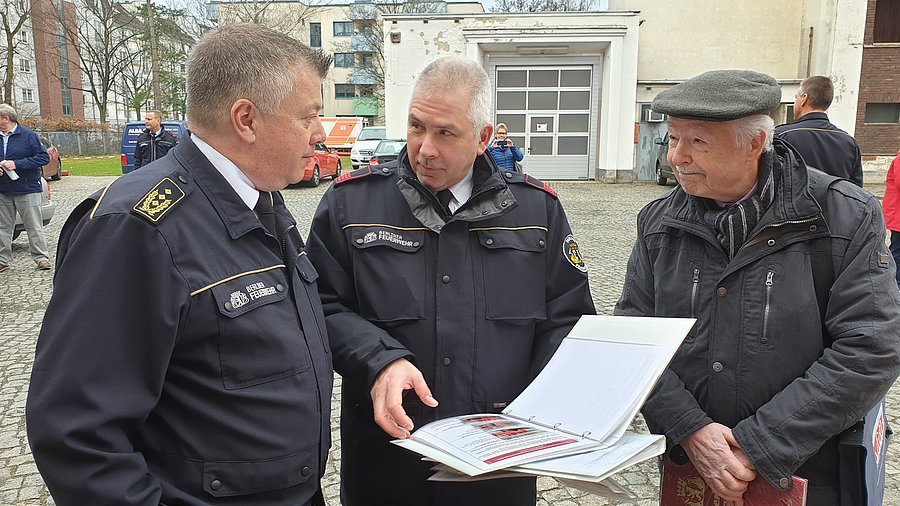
[
  {"x1": 306, "y1": 56, "x2": 595, "y2": 506},
  {"x1": 616, "y1": 70, "x2": 900, "y2": 505},
  {"x1": 0, "y1": 103, "x2": 50, "y2": 272},
  {"x1": 133, "y1": 109, "x2": 177, "y2": 170},
  {"x1": 775, "y1": 75, "x2": 863, "y2": 186}
]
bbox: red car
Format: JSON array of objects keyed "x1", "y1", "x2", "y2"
[{"x1": 299, "y1": 143, "x2": 342, "y2": 187}]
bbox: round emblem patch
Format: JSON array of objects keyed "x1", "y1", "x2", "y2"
[{"x1": 563, "y1": 234, "x2": 587, "y2": 272}]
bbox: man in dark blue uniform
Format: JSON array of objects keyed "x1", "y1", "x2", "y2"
[
  {"x1": 306, "y1": 56, "x2": 596, "y2": 506},
  {"x1": 775, "y1": 75, "x2": 863, "y2": 186},
  {"x1": 133, "y1": 109, "x2": 178, "y2": 170},
  {"x1": 26, "y1": 24, "x2": 334, "y2": 505}
]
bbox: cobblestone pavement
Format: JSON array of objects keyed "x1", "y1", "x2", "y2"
[{"x1": 2, "y1": 176, "x2": 899, "y2": 505}]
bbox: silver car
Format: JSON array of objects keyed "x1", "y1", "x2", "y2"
[{"x1": 13, "y1": 178, "x2": 57, "y2": 240}]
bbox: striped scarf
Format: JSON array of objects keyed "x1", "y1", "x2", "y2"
[{"x1": 711, "y1": 161, "x2": 776, "y2": 259}]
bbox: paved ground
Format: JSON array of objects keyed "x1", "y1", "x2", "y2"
[{"x1": 1, "y1": 175, "x2": 899, "y2": 505}]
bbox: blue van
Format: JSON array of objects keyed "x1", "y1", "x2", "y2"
[{"x1": 120, "y1": 121, "x2": 188, "y2": 174}]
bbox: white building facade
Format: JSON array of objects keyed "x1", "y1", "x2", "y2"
[{"x1": 383, "y1": 11, "x2": 640, "y2": 181}]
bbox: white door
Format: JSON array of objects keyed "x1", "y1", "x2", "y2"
[{"x1": 495, "y1": 66, "x2": 592, "y2": 180}]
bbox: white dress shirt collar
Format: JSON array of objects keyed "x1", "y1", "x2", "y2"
[
  {"x1": 192, "y1": 134, "x2": 260, "y2": 210},
  {"x1": 443, "y1": 168, "x2": 474, "y2": 213}
]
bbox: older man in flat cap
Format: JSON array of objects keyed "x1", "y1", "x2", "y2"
[{"x1": 615, "y1": 70, "x2": 900, "y2": 504}]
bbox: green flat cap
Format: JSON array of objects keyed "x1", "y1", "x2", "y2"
[{"x1": 652, "y1": 69, "x2": 782, "y2": 121}]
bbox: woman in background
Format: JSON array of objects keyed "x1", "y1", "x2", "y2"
[{"x1": 487, "y1": 122, "x2": 524, "y2": 172}]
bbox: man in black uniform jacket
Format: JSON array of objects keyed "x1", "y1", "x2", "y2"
[
  {"x1": 775, "y1": 75, "x2": 863, "y2": 186},
  {"x1": 133, "y1": 110, "x2": 178, "y2": 170},
  {"x1": 306, "y1": 56, "x2": 596, "y2": 506},
  {"x1": 26, "y1": 24, "x2": 334, "y2": 506}
]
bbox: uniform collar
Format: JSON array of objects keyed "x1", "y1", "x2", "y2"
[{"x1": 172, "y1": 136, "x2": 271, "y2": 240}]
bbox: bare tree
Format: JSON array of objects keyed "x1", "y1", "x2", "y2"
[
  {"x1": 0, "y1": 0, "x2": 33, "y2": 104},
  {"x1": 51, "y1": 0, "x2": 144, "y2": 123},
  {"x1": 340, "y1": 0, "x2": 444, "y2": 119},
  {"x1": 491, "y1": 0, "x2": 599, "y2": 12},
  {"x1": 211, "y1": 0, "x2": 326, "y2": 36}
]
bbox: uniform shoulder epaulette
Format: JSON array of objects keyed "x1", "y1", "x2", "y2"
[
  {"x1": 506, "y1": 172, "x2": 558, "y2": 199},
  {"x1": 130, "y1": 174, "x2": 189, "y2": 224},
  {"x1": 334, "y1": 165, "x2": 395, "y2": 185}
]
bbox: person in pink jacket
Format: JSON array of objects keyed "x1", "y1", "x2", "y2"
[{"x1": 882, "y1": 147, "x2": 900, "y2": 289}]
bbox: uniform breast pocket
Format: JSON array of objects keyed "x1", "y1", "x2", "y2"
[
  {"x1": 211, "y1": 268, "x2": 310, "y2": 389},
  {"x1": 477, "y1": 228, "x2": 547, "y2": 321},
  {"x1": 350, "y1": 227, "x2": 426, "y2": 323}
]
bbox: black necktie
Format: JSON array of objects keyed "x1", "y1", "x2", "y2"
[
  {"x1": 254, "y1": 191, "x2": 277, "y2": 239},
  {"x1": 436, "y1": 189, "x2": 453, "y2": 214}
]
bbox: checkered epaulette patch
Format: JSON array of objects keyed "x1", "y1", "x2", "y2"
[{"x1": 131, "y1": 176, "x2": 187, "y2": 223}]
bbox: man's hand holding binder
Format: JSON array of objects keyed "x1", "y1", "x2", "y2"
[{"x1": 682, "y1": 422, "x2": 757, "y2": 503}]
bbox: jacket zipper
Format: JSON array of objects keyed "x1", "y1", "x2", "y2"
[
  {"x1": 762, "y1": 270, "x2": 774, "y2": 344},
  {"x1": 690, "y1": 267, "x2": 701, "y2": 317},
  {"x1": 742, "y1": 217, "x2": 820, "y2": 250}
]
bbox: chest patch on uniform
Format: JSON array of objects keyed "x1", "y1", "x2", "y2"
[
  {"x1": 563, "y1": 234, "x2": 587, "y2": 272},
  {"x1": 228, "y1": 280, "x2": 279, "y2": 311},
  {"x1": 132, "y1": 177, "x2": 185, "y2": 223}
]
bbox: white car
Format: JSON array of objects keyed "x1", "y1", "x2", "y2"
[
  {"x1": 349, "y1": 126, "x2": 386, "y2": 169},
  {"x1": 13, "y1": 178, "x2": 56, "y2": 240}
]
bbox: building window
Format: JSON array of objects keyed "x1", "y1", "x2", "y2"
[
  {"x1": 874, "y1": 0, "x2": 900, "y2": 43},
  {"x1": 335, "y1": 83, "x2": 355, "y2": 99},
  {"x1": 18, "y1": 30, "x2": 28, "y2": 43},
  {"x1": 309, "y1": 22, "x2": 321, "y2": 47},
  {"x1": 864, "y1": 103, "x2": 900, "y2": 124},
  {"x1": 19, "y1": 59, "x2": 31, "y2": 72},
  {"x1": 22, "y1": 89, "x2": 34, "y2": 102},
  {"x1": 334, "y1": 21, "x2": 354, "y2": 37},
  {"x1": 334, "y1": 53, "x2": 355, "y2": 68},
  {"x1": 358, "y1": 84, "x2": 374, "y2": 98},
  {"x1": 359, "y1": 52, "x2": 374, "y2": 67}
]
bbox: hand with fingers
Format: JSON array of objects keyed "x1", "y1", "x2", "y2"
[
  {"x1": 370, "y1": 358, "x2": 439, "y2": 439},
  {"x1": 681, "y1": 423, "x2": 756, "y2": 505}
]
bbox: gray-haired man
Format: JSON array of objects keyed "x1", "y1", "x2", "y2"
[
  {"x1": 0, "y1": 103, "x2": 50, "y2": 272},
  {"x1": 616, "y1": 69, "x2": 900, "y2": 504}
]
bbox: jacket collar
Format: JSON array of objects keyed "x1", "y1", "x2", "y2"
[
  {"x1": 172, "y1": 136, "x2": 288, "y2": 241},
  {"x1": 792, "y1": 111, "x2": 829, "y2": 124},
  {"x1": 396, "y1": 147, "x2": 516, "y2": 231}
]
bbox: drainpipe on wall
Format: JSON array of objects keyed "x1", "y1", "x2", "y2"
[{"x1": 807, "y1": 26, "x2": 814, "y2": 77}]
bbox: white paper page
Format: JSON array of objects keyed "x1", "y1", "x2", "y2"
[
  {"x1": 515, "y1": 433, "x2": 665, "y2": 480},
  {"x1": 567, "y1": 315, "x2": 696, "y2": 346},
  {"x1": 399, "y1": 413, "x2": 598, "y2": 475},
  {"x1": 505, "y1": 315, "x2": 694, "y2": 442}
]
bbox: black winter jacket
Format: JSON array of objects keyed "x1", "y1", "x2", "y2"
[
  {"x1": 306, "y1": 148, "x2": 595, "y2": 506},
  {"x1": 134, "y1": 128, "x2": 177, "y2": 169},
  {"x1": 616, "y1": 139, "x2": 900, "y2": 492},
  {"x1": 775, "y1": 112, "x2": 863, "y2": 186}
]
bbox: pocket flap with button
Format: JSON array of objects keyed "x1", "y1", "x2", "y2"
[
  {"x1": 295, "y1": 253, "x2": 319, "y2": 284},
  {"x1": 211, "y1": 268, "x2": 289, "y2": 318},
  {"x1": 351, "y1": 227, "x2": 425, "y2": 252},
  {"x1": 202, "y1": 446, "x2": 317, "y2": 497},
  {"x1": 477, "y1": 228, "x2": 547, "y2": 253}
]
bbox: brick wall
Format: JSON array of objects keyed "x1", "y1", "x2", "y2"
[
  {"x1": 856, "y1": 0, "x2": 900, "y2": 155},
  {"x1": 29, "y1": 0, "x2": 84, "y2": 120}
]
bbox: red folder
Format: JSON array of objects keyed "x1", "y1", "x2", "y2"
[{"x1": 660, "y1": 461, "x2": 808, "y2": 505}]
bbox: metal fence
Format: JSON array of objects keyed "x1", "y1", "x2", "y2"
[{"x1": 38, "y1": 129, "x2": 124, "y2": 157}]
